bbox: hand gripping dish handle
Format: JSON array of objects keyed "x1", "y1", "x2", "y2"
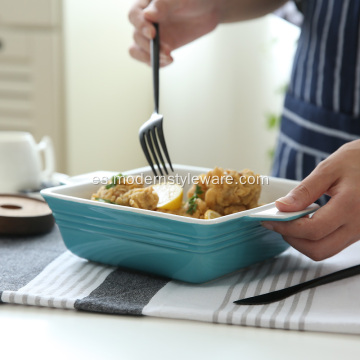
[{"x1": 247, "y1": 202, "x2": 319, "y2": 221}]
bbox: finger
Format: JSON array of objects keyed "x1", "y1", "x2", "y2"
[
  {"x1": 129, "y1": 0, "x2": 156, "y2": 40},
  {"x1": 129, "y1": 44, "x2": 173, "y2": 67},
  {"x1": 262, "y1": 214, "x2": 340, "y2": 241},
  {"x1": 133, "y1": 29, "x2": 173, "y2": 65},
  {"x1": 141, "y1": 27, "x2": 173, "y2": 59},
  {"x1": 159, "y1": 53, "x2": 173, "y2": 67},
  {"x1": 129, "y1": 0, "x2": 151, "y2": 25},
  {"x1": 263, "y1": 197, "x2": 344, "y2": 240},
  {"x1": 159, "y1": 41, "x2": 173, "y2": 58},
  {"x1": 133, "y1": 30, "x2": 151, "y2": 54},
  {"x1": 275, "y1": 165, "x2": 336, "y2": 212},
  {"x1": 129, "y1": 44, "x2": 151, "y2": 65},
  {"x1": 282, "y1": 224, "x2": 356, "y2": 261},
  {"x1": 144, "y1": 0, "x2": 181, "y2": 22}
]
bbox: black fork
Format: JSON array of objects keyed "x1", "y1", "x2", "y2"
[{"x1": 139, "y1": 23, "x2": 173, "y2": 177}]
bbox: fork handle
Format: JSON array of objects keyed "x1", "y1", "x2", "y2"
[{"x1": 151, "y1": 23, "x2": 160, "y2": 113}]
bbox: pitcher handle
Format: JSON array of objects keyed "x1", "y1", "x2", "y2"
[{"x1": 37, "y1": 136, "x2": 55, "y2": 181}]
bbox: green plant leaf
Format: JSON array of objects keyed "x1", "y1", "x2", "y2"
[
  {"x1": 186, "y1": 184, "x2": 203, "y2": 215},
  {"x1": 266, "y1": 113, "x2": 281, "y2": 130}
]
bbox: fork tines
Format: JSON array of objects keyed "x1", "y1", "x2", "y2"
[{"x1": 139, "y1": 113, "x2": 173, "y2": 177}]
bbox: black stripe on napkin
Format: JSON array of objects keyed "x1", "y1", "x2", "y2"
[
  {"x1": 0, "y1": 226, "x2": 67, "y2": 301},
  {"x1": 74, "y1": 268, "x2": 169, "y2": 315}
]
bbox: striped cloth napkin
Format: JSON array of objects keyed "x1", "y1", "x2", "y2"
[{"x1": 1, "y1": 226, "x2": 360, "y2": 334}]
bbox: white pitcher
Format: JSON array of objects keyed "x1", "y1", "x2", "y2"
[{"x1": 0, "y1": 131, "x2": 55, "y2": 193}]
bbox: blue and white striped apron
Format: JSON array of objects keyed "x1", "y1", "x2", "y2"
[{"x1": 272, "y1": 0, "x2": 360, "y2": 204}]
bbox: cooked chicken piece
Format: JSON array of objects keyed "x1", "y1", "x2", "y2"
[
  {"x1": 187, "y1": 167, "x2": 261, "y2": 216},
  {"x1": 119, "y1": 187, "x2": 159, "y2": 210},
  {"x1": 182, "y1": 197, "x2": 208, "y2": 218},
  {"x1": 92, "y1": 175, "x2": 143, "y2": 203}
]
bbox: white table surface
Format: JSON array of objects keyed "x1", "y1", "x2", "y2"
[{"x1": 1, "y1": 303, "x2": 359, "y2": 360}]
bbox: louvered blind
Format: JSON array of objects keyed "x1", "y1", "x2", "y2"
[{"x1": 0, "y1": 32, "x2": 33, "y2": 132}]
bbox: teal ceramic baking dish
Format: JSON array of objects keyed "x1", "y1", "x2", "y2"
[{"x1": 41, "y1": 165, "x2": 318, "y2": 283}]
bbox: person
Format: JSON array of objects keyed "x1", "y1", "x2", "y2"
[{"x1": 128, "y1": 0, "x2": 360, "y2": 261}]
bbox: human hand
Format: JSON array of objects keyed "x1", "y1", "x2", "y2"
[
  {"x1": 128, "y1": 0, "x2": 219, "y2": 66},
  {"x1": 262, "y1": 140, "x2": 360, "y2": 261}
]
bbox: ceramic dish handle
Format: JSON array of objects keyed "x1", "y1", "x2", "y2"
[
  {"x1": 248, "y1": 202, "x2": 319, "y2": 221},
  {"x1": 57, "y1": 171, "x2": 117, "y2": 186}
]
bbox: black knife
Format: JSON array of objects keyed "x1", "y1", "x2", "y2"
[{"x1": 234, "y1": 264, "x2": 360, "y2": 305}]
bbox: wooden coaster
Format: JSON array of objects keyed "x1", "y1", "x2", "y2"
[{"x1": 0, "y1": 194, "x2": 55, "y2": 236}]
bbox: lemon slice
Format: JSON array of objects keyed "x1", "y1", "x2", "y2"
[
  {"x1": 153, "y1": 183, "x2": 183, "y2": 210},
  {"x1": 204, "y1": 209, "x2": 221, "y2": 220}
]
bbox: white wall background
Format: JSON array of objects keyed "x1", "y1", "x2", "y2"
[
  {"x1": 63, "y1": 0, "x2": 152, "y2": 175},
  {"x1": 63, "y1": 0, "x2": 299, "y2": 176}
]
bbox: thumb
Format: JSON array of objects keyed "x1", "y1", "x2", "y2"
[
  {"x1": 143, "y1": 2, "x2": 160, "y2": 21},
  {"x1": 144, "y1": 0, "x2": 174, "y2": 22},
  {"x1": 275, "y1": 173, "x2": 328, "y2": 212}
]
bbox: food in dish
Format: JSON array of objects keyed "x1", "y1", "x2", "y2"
[
  {"x1": 91, "y1": 167, "x2": 261, "y2": 219},
  {"x1": 92, "y1": 175, "x2": 158, "y2": 210},
  {"x1": 152, "y1": 183, "x2": 184, "y2": 210}
]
